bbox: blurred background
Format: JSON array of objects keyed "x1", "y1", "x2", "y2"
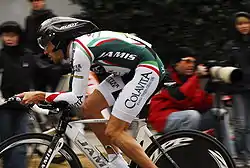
[
  {"x1": 67, "y1": 0, "x2": 250, "y2": 64},
  {"x1": 0, "y1": 0, "x2": 80, "y2": 26},
  {"x1": 1, "y1": 1, "x2": 250, "y2": 167},
  {"x1": 1, "y1": 0, "x2": 250, "y2": 63}
]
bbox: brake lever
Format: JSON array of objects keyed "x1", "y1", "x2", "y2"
[
  {"x1": 7, "y1": 96, "x2": 22, "y2": 102},
  {"x1": 0, "y1": 96, "x2": 22, "y2": 106}
]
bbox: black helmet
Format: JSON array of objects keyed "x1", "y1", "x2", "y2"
[
  {"x1": 0, "y1": 21, "x2": 22, "y2": 35},
  {"x1": 37, "y1": 16, "x2": 99, "y2": 51}
]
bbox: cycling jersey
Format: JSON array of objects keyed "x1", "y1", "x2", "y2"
[{"x1": 45, "y1": 31, "x2": 165, "y2": 122}]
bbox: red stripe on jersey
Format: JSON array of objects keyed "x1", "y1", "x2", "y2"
[
  {"x1": 138, "y1": 64, "x2": 160, "y2": 76},
  {"x1": 96, "y1": 38, "x2": 117, "y2": 46},
  {"x1": 74, "y1": 39, "x2": 92, "y2": 58},
  {"x1": 46, "y1": 92, "x2": 64, "y2": 102},
  {"x1": 103, "y1": 60, "x2": 119, "y2": 66},
  {"x1": 133, "y1": 42, "x2": 144, "y2": 46}
]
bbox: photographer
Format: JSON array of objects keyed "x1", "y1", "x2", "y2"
[
  {"x1": 222, "y1": 11, "x2": 250, "y2": 167},
  {"x1": 148, "y1": 47, "x2": 215, "y2": 133}
]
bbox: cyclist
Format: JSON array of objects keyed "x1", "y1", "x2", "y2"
[{"x1": 18, "y1": 16, "x2": 165, "y2": 168}]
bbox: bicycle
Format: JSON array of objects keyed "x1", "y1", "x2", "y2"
[{"x1": 0, "y1": 96, "x2": 236, "y2": 168}]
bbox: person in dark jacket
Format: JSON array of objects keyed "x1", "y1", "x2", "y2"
[
  {"x1": 223, "y1": 11, "x2": 250, "y2": 167},
  {"x1": 0, "y1": 21, "x2": 35, "y2": 168},
  {"x1": 25, "y1": 0, "x2": 67, "y2": 91}
]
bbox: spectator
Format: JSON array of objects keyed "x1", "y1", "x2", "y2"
[
  {"x1": 0, "y1": 21, "x2": 35, "y2": 168},
  {"x1": 222, "y1": 11, "x2": 250, "y2": 167},
  {"x1": 148, "y1": 46, "x2": 235, "y2": 156},
  {"x1": 148, "y1": 46, "x2": 215, "y2": 132},
  {"x1": 25, "y1": 0, "x2": 67, "y2": 91}
]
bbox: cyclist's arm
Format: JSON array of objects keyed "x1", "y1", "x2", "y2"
[{"x1": 45, "y1": 42, "x2": 92, "y2": 107}]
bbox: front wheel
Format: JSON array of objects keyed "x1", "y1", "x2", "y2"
[
  {"x1": 0, "y1": 133, "x2": 82, "y2": 168},
  {"x1": 131, "y1": 130, "x2": 236, "y2": 168}
]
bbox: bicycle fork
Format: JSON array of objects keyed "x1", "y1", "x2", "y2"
[
  {"x1": 38, "y1": 115, "x2": 68, "y2": 168},
  {"x1": 38, "y1": 134, "x2": 64, "y2": 168}
]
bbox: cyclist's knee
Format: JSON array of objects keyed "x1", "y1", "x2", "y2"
[
  {"x1": 105, "y1": 129, "x2": 120, "y2": 144},
  {"x1": 105, "y1": 126, "x2": 123, "y2": 144}
]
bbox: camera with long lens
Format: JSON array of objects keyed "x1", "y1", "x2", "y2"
[{"x1": 203, "y1": 60, "x2": 243, "y2": 84}]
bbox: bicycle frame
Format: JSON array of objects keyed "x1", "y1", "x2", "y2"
[{"x1": 43, "y1": 118, "x2": 154, "y2": 168}]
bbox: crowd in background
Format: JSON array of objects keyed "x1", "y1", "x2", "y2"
[
  {"x1": 1, "y1": 0, "x2": 250, "y2": 168},
  {"x1": 0, "y1": 1, "x2": 70, "y2": 168},
  {"x1": 148, "y1": 11, "x2": 250, "y2": 168}
]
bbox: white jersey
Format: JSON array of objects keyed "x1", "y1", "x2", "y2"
[{"x1": 44, "y1": 31, "x2": 164, "y2": 110}]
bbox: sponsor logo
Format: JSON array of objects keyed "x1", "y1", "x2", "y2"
[
  {"x1": 59, "y1": 22, "x2": 78, "y2": 30},
  {"x1": 41, "y1": 148, "x2": 53, "y2": 168},
  {"x1": 106, "y1": 76, "x2": 120, "y2": 88},
  {"x1": 73, "y1": 95, "x2": 83, "y2": 107},
  {"x1": 125, "y1": 72, "x2": 154, "y2": 108},
  {"x1": 73, "y1": 64, "x2": 82, "y2": 72},
  {"x1": 77, "y1": 139, "x2": 107, "y2": 167},
  {"x1": 99, "y1": 51, "x2": 137, "y2": 60}
]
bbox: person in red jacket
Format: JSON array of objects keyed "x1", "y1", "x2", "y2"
[{"x1": 148, "y1": 46, "x2": 213, "y2": 133}]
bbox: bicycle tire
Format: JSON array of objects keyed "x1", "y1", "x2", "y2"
[
  {"x1": 130, "y1": 130, "x2": 236, "y2": 168},
  {"x1": 0, "y1": 133, "x2": 82, "y2": 168}
]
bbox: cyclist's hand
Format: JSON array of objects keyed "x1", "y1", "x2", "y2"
[{"x1": 17, "y1": 91, "x2": 46, "y2": 104}]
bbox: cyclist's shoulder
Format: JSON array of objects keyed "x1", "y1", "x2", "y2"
[
  {"x1": 71, "y1": 31, "x2": 113, "y2": 47},
  {"x1": 73, "y1": 30, "x2": 151, "y2": 48}
]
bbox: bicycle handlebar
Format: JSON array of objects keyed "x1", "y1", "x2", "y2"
[{"x1": 4, "y1": 96, "x2": 59, "y2": 115}]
